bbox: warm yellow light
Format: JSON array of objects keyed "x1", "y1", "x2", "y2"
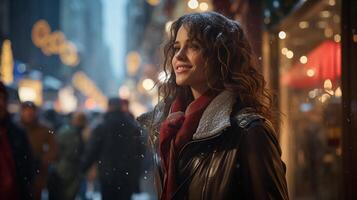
[
  {"x1": 51, "y1": 31, "x2": 66, "y2": 54},
  {"x1": 281, "y1": 47, "x2": 288, "y2": 55},
  {"x1": 165, "y1": 21, "x2": 173, "y2": 34},
  {"x1": 199, "y1": 2, "x2": 209, "y2": 11},
  {"x1": 299, "y1": 21, "x2": 309, "y2": 29},
  {"x1": 320, "y1": 10, "x2": 331, "y2": 18},
  {"x1": 325, "y1": 89, "x2": 334, "y2": 96},
  {"x1": 59, "y1": 41, "x2": 80, "y2": 67},
  {"x1": 335, "y1": 87, "x2": 342, "y2": 97},
  {"x1": 308, "y1": 89, "x2": 318, "y2": 99},
  {"x1": 18, "y1": 87, "x2": 37, "y2": 102},
  {"x1": 142, "y1": 78, "x2": 155, "y2": 91},
  {"x1": 307, "y1": 69, "x2": 315, "y2": 77},
  {"x1": 42, "y1": 32, "x2": 64, "y2": 55},
  {"x1": 58, "y1": 87, "x2": 78, "y2": 113},
  {"x1": 126, "y1": 51, "x2": 141, "y2": 76},
  {"x1": 85, "y1": 98, "x2": 97, "y2": 109},
  {"x1": 319, "y1": 93, "x2": 331, "y2": 103},
  {"x1": 72, "y1": 71, "x2": 107, "y2": 110},
  {"x1": 286, "y1": 50, "x2": 294, "y2": 59},
  {"x1": 0, "y1": 40, "x2": 14, "y2": 85},
  {"x1": 32, "y1": 20, "x2": 51, "y2": 47},
  {"x1": 188, "y1": 0, "x2": 199, "y2": 9},
  {"x1": 147, "y1": 0, "x2": 160, "y2": 6},
  {"x1": 334, "y1": 34, "x2": 341, "y2": 42},
  {"x1": 278, "y1": 31, "x2": 286, "y2": 39},
  {"x1": 300, "y1": 56, "x2": 308, "y2": 64},
  {"x1": 324, "y1": 79, "x2": 333, "y2": 90},
  {"x1": 119, "y1": 85, "x2": 131, "y2": 99},
  {"x1": 18, "y1": 79, "x2": 42, "y2": 105}
]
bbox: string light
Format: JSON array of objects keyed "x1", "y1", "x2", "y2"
[
  {"x1": 300, "y1": 56, "x2": 308, "y2": 64},
  {"x1": 142, "y1": 78, "x2": 155, "y2": 91},
  {"x1": 306, "y1": 69, "x2": 315, "y2": 77},
  {"x1": 281, "y1": 48, "x2": 288, "y2": 55},
  {"x1": 324, "y1": 79, "x2": 333, "y2": 90},
  {"x1": 299, "y1": 21, "x2": 309, "y2": 29},
  {"x1": 286, "y1": 50, "x2": 294, "y2": 59},
  {"x1": 334, "y1": 34, "x2": 341, "y2": 42},
  {"x1": 32, "y1": 20, "x2": 79, "y2": 67},
  {"x1": 188, "y1": 0, "x2": 199, "y2": 9},
  {"x1": 146, "y1": 0, "x2": 160, "y2": 6},
  {"x1": 278, "y1": 31, "x2": 286, "y2": 39},
  {"x1": 199, "y1": 2, "x2": 209, "y2": 11},
  {"x1": 335, "y1": 87, "x2": 342, "y2": 97}
]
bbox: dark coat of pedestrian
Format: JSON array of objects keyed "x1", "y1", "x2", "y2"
[
  {"x1": 19, "y1": 101, "x2": 58, "y2": 200},
  {"x1": 49, "y1": 112, "x2": 87, "y2": 200},
  {"x1": 0, "y1": 81, "x2": 34, "y2": 200},
  {"x1": 81, "y1": 98, "x2": 145, "y2": 200}
]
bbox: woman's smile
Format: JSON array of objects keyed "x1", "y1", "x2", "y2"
[{"x1": 174, "y1": 63, "x2": 192, "y2": 73}]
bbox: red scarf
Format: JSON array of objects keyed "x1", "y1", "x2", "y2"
[{"x1": 159, "y1": 90, "x2": 217, "y2": 199}]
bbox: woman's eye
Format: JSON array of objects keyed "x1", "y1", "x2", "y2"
[{"x1": 189, "y1": 43, "x2": 200, "y2": 50}]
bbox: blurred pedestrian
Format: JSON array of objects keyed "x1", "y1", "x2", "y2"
[
  {"x1": 137, "y1": 11, "x2": 289, "y2": 199},
  {"x1": 120, "y1": 99, "x2": 134, "y2": 119},
  {"x1": 19, "y1": 101, "x2": 58, "y2": 200},
  {"x1": 81, "y1": 97, "x2": 145, "y2": 200},
  {"x1": 48, "y1": 111, "x2": 87, "y2": 200},
  {"x1": 42, "y1": 108, "x2": 64, "y2": 132},
  {"x1": 0, "y1": 81, "x2": 34, "y2": 200}
]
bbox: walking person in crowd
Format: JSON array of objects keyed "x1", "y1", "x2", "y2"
[
  {"x1": 81, "y1": 97, "x2": 145, "y2": 200},
  {"x1": 48, "y1": 111, "x2": 87, "y2": 200},
  {"x1": 0, "y1": 81, "x2": 34, "y2": 200},
  {"x1": 19, "y1": 101, "x2": 58, "y2": 200},
  {"x1": 137, "y1": 11, "x2": 289, "y2": 199}
]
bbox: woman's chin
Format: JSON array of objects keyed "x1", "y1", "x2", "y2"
[{"x1": 175, "y1": 79, "x2": 189, "y2": 86}]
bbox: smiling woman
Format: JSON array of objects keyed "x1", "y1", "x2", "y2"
[
  {"x1": 137, "y1": 11, "x2": 289, "y2": 200},
  {"x1": 172, "y1": 26, "x2": 207, "y2": 99}
]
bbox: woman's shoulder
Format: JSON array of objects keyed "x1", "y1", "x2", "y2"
[
  {"x1": 232, "y1": 107, "x2": 281, "y2": 153},
  {"x1": 137, "y1": 110, "x2": 155, "y2": 129},
  {"x1": 136, "y1": 101, "x2": 167, "y2": 130},
  {"x1": 232, "y1": 107, "x2": 273, "y2": 130}
]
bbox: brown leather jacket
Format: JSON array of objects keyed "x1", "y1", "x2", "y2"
[{"x1": 138, "y1": 91, "x2": 289, "y2": 200}]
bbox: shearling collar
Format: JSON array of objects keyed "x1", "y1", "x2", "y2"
[
  {"x1": 193, "y1": 90, "x2": 237, "y2": 140},
  {"x1": 137, "y1": 90, "x2": 238, "y2": 140}
]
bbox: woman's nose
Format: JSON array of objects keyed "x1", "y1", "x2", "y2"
[{"x1": 176, "y1": 48, "x2": 187, "y2": 60}]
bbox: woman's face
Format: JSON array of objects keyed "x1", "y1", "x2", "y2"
[{"x1": 171, "y1": 26, "x2": 208, "y2": 97}]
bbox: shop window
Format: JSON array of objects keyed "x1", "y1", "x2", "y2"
[{"x1": 278, "y1": 0, "x2": 342, "y2": 199}]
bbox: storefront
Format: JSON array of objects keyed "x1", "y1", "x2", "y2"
[{"x1": 262, "y1": 0, "x2": 357, "y2": 199}]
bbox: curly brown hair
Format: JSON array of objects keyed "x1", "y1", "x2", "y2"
[{"x1": 158, "y1": 11, "x2": 275, "y2": 121}]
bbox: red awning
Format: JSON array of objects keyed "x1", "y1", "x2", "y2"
[{"x1": 281, "y1": 41, "x2": 341, "y2": 89}]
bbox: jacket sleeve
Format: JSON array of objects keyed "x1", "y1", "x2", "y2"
[{"x1": 237, "y1": 120, "x2": 289, "y2": 200}]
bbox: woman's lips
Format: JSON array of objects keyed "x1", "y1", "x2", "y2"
[{"x1": 175, "y1": 65, "x2": 192, "y2": 73}]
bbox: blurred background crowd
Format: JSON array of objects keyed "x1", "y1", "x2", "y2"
[{"x1": 1, "y1": 81, "x2": 154, "y2": 200}]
